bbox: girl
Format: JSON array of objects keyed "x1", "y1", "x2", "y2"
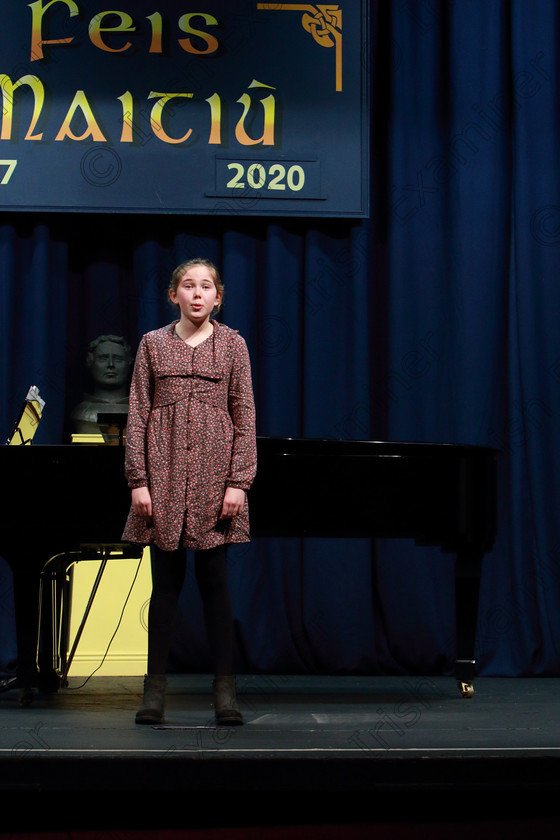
[{"x1": 122, "y1": 258, "x2": 257, "y2": 726}]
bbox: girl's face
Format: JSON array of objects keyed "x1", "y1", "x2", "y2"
[{"x1": 169, "y1": 264, "x2": 221, "y2": 325}]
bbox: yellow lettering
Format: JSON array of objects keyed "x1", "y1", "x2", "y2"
[
  {"x1": 206, "y1": 93, "x2": 221, "y2": 145},
  {"x1": 178, "y1": 13, "x2": 219, "y2": 55},
  {"x1": 89, "y1": 10, "x2": 135, "y2": 52},
  {"x1": 118, "y1": 91, "x2": 134, "y2": 142},
  {"x1": 148, "y1": 92, "x2": 194, "y2": 144},
  {"x1": 235, "y1": 81, "x2": 276, "y2": 146},
  {"x1": 28, "y1": 0, "x2": 78, "y2": 61},
  {"x1": 0, "y1": 74, "x2": 45, "y2": 140},
  {"x1": 147, "y1": 12, "x2": 163, "y2": 53},
  {"x1": 54, "y1": 90, "x2": 107, "y2": 141}
]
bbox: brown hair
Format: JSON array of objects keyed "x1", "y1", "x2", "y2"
[{"x1": 169, "y1": 258, "x2": 224, "y2": 311}]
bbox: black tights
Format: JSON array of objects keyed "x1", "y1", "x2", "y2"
[{"x1": 147, "y1": 543, "x2": 233, "y2": 677}]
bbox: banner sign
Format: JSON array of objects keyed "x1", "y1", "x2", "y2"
[{"x1": 0, "y1": 1, "x2": 369, "y2": 217}]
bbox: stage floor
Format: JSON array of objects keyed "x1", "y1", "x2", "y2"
[{"x1": 1, "y1": 674, "x2": 560, "y2": 833}]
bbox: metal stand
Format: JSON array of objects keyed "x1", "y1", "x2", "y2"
[
  {"x1": 454, "y1": 548, "x2": 483, "y2": 698},
  {"x1": 39, "y1": 542, "x2": 143, "y2": 685}
]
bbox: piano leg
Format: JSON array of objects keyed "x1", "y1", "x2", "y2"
[
  {"x1": 454, "y1": 548, "x2": 483, "y2": 698},
  {"x1": 2, "y1": 551, "x2": 63, "y2": 706},
  {"x1": 9, "y1": 562, "x2": 42, "y2": 705}
]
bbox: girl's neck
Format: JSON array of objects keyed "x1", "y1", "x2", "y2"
[{"x1": 176, "y1": 317, "x2": 214, "y2": 347}]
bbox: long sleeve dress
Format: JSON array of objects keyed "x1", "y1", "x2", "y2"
[{"x1": 122, "y1": 320, "x2": 257, "y2": 551}]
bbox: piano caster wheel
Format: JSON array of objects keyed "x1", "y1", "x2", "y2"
[{"x1": 458, "y1": 680, "x2": 474, "y2": 698}]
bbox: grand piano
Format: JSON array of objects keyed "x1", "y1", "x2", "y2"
[{"x1": 0, "y1": 437, "x2": 497, "y2": 702}]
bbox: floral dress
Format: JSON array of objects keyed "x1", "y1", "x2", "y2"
[{"x1": 122, "y1": 320, "x2": 257, "y2": 551}]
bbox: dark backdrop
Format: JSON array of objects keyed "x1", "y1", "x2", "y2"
[{"x1": 2, "y1": 0, "x2": 560, "y2": 679}]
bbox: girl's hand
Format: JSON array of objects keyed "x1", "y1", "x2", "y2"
[
  {"x1": 220, "y1": 486, "x2": 246, "y2": 519},
  {"x1": 131, "y1": 486, "x2": 153, "y2": 520}
]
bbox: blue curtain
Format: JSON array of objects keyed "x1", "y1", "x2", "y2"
[{"x1": 2, "y1": 0, "x2": 560, "y2": 678}]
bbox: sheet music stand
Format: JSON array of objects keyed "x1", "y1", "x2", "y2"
[{"x1": 7, "y1": 386, "x2": 45, "y2": 445}]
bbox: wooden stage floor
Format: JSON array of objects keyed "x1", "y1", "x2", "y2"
[{"x1": 1, "y1": 674, "x2": 560, "y2": 835}]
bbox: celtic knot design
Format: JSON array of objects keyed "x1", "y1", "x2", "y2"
[{"x1": 302, "y1": 6, "x2": 342, "y2": 48}]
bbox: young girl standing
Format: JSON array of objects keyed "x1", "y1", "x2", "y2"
[{"x1": 122, "y1": 258, "x2": 257, "y2": 725}]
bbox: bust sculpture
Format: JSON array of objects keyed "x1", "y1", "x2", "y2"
[{"x1": 71, "y1": 335, "x2": 133, "y2": 436}]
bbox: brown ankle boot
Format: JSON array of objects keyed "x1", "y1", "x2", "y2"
[
  {"x1": 135, "y1": 674, "x2": 167, "y2": 725},
  {"x1": 212, "y1": 676, "x2": 243, "y2": 725}
]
